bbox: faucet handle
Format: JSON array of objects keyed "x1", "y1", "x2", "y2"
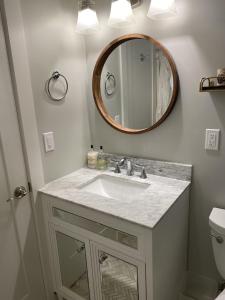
[
  {"x1": 140, "y1": 167, "x2": 147, "y2": 179},
  {"x1": 135, "y1": 164, "x2": 148, "y2": 179},
  {"x1": 110, "y1": 159, "x2": 121, "y2": 173},
  {"x1": 114, "y1": 162, "x2": 121, "y2": 174},
  {"x1": 118, "y1": 157, "x2": 127, "y2": 167}
]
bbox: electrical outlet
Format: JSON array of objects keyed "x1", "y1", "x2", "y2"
[
  {"x1": 43, "y1": 132, "x2": 55, "y2": 152},
  {"x1": 205, "y1": 129, "x2": 220, "y2": 151}
]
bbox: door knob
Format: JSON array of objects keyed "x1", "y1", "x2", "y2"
[
  {"x1": 99, "y1": 253, "x2": 108, "y2": 264},
  {"x1": 210, "y1": 233, "x2": 224, "y2": 244},
  {"x1": 7, "y1": 186, "x2": 28, "y2": 202}
]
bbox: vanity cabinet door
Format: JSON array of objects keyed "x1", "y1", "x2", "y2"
[
  {"x1": 91, "y1": 243, "x2": 146, "y2": 300},
  {"x1": 50, "y1": 224, "x2": 95, "y2": 300}
]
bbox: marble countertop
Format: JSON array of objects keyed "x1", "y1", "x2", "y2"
[{"x1": 39, "y1": 168, "x2": 191, "y2": 229}]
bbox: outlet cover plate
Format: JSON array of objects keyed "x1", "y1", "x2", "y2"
[{"x1": 205, "y1": 129, "x2": 220, "y2": 151}]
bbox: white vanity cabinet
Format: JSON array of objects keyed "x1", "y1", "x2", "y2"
[
  {"x1": 44, "y1": 196, "x2": 147, "y2": 300},
  {"x1": 41, "y1": 187, "x2": 189, "y2": 300}
]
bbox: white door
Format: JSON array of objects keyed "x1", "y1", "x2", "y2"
[{"x1": 0, "y1": 10, "x2": 46, "y2": 300}]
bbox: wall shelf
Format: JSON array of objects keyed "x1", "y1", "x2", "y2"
[{"x1": 200, "y1": 76, "x2": 225, "y2": 92}]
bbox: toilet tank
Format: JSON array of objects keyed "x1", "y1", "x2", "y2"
[{"x1": 209, "y1": 208, "x2": 225, "y2": 279}]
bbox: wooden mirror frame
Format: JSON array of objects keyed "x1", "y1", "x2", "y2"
[{"x1": 92, "y1": 34, "x2": 179, "y2": 134}]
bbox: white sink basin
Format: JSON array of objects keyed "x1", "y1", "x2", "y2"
[{"x1": 79, "y1": 175, "x2": 150, "y2": 201}]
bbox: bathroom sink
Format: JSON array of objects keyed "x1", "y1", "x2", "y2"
[{"x1": 79, "y1": 174, "x2": 150, "y2": 201}]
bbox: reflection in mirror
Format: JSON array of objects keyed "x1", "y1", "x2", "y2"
[
  {"x1": 98, "y1": 251, "x2": 138, "y2": 300},
  {"x1": 100, "y1": 39, "x2": 173, "y2": 130},
  {"x1": 56, "y1": 231, "x2": 90, "y2": 299},
  {"x1": 93, "y1": 34, "x2": 179, "y2": 134},
  {"x1": 53, "y1": 207, "x2": 138, "y2": 249}
]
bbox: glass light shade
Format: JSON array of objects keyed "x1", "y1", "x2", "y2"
[
  {"x1": 76, "y1": 0, "x2": 99, "y2": 34},
  {"x1": 108, "y1": 0, "x2": 135, "y2": 28},
  {"x1": 147, "y1": 0, "x2": 177, "y2": 20}
]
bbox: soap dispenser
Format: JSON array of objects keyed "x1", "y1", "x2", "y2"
[
  {"x1": 87, "y1": 145, "x2": 98, "y2": 169},
  {"x1": 97, "y1": 146, "x2": 107, "y2": 170}
]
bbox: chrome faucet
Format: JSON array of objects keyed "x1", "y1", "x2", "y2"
[
  {"x1": 111, "y1": 157, "x2": 147, "y2": 178},
  {"x1": 118, "y1": 157, "x2": 126, "y2": 167},
  {"x1": 126, "y1": 160, "x2": 134, "y2": 176},
  {"x1": 113, "y1": 162, "x2": 121, "y2": 174},
  {"x1": 110, "y1": 158, "x2": 125, "y2": 173},
  {"x1": 139, "y1": 166, "x2": 147, "y2": 179},
  {"x1": 118, "y1": 157, "x2": 134, "y2": 176}
]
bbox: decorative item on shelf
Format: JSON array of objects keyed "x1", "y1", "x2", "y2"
[
  {"x1": 108, "y1": 0, "x2": 135, "y2": 27},
  {"x1": 147, "y1": 0, "x2": 177, "y2": 20},
  {"x1": 200, "y1": 71, "x2": 225, "y2": 92},
  {"x1": 76, "y1": 0, "x2": 99, "y2": 34},
  {"x1": 105, "y1": 72, "x2": 116, "y2": 96},
  {"x1": 217, "y1": 68, "x2": 225, "y2": 85},
  {"x1": 46, "y1": 71, "x2": 69, "y2": 101}
]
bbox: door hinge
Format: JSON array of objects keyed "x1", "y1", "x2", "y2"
[{"x1": 28, "y1": 182, "x2": 32, "y2": 193}]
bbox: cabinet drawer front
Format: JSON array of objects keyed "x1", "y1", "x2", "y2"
[
  {"x1": 45, "y1": 195, "x2": 148, "y2": 261},
  {"x1": 53, "y1": 207, "x2": 138, "y2": 250}
]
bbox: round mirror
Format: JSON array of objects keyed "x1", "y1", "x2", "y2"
[{"x1": 93, "y1": 34, "x2": 179, "y2": 134}]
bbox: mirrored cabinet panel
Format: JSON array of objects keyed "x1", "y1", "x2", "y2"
[
  {"x1": 55, "y1": 231, "x2": 90, "y2": 299},
  {"x1": 98, "y1": 251, "x2": 139, "y2": 300},
  {"x1": 50, "y1": 224, "x2": 145, "y2": 300},
  {"x1": 53, "y1": 207, "x2": 138, "y2": 249}
]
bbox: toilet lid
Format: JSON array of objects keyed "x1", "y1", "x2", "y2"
[
  {"x1": 209, "y1": 208, "x2": 225, "y2": 235},
  {"x1": 216, "y1": 289, "x2": 225, "y2": 300}
]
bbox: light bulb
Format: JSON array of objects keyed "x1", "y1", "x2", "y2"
[
  {"x1": 76, "y1": 0, "x2": 99, "y2": 34},
  {"x1": 108, "y1": 0, "x2": 135, "y2": 28},
  {"x1": 147, "y1": 0, "x2": 177, "y2": 20}
]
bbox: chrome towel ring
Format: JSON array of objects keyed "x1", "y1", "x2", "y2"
[
  {"x1": 46, "y1": 71, "x2": 69, "y2": 101},
  {"x1": 105, "y1": 72, "x2": 116, "y2": 96}
]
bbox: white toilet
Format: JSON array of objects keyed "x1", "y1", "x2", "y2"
[{"x1": 209, "y1": 208, "x2": 225, "y2": 300}]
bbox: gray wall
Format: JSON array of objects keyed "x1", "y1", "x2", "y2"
[
  {"x1": 85, "y1": 0, "x2": 225, "y2": 283},
  {"x1": 19, "y1": 0, "x2": 225, "y2": 290},
  {"x1": 20, "y1": 0, "x2": 91, "y2": 183}
]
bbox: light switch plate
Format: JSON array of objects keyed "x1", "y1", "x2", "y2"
[
  {"x1": 43, "y1": 132, "x2": 55, "y2": 152},
  {"x1": 205, "y1": 129, "x2": 220, "y2": 151}
]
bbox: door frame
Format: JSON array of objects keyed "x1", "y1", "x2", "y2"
[{"x1": 0, "y1": 0, "x2": 47, "y2": 298}]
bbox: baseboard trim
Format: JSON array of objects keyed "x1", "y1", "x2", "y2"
[{"x1": 181, "y1": 271, "x2": 218, "y2": 300}]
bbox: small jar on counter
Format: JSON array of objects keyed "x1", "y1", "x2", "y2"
[
  {"x1": 87, "y1": 145, "x2": 98, "y2": 169},
  {"x1": 97, "y1": 146, "x2": 107, "y2": 170}
]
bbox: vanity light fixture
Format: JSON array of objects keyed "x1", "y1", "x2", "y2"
[
  {"x1": 147, "y1": 0, "x2": 177, "y2": 20},
  {"x1": 108, "y1": 0, "x2": 135, "y2": 28},
  {"x1": 76, "y1": 0, "x2": 99, "y2": 34}
]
